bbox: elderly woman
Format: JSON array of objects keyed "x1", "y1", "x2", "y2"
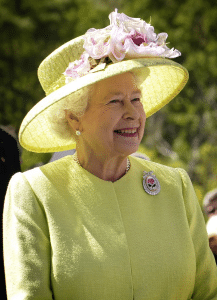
[{"x1": 3, "y1": 9, "x2": 217, "y2": 300}]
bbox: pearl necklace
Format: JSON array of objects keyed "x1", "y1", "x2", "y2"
[{"x1": 73, "y1": 153, "x2": 131, "y2": 174}]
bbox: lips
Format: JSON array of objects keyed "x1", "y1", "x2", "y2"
[
  {"x1": 114, "y1": 127, "x2": 139, "y2": 137},
  {"x1": 115, "y1": 128, "x2": 137, "y2": 134}
]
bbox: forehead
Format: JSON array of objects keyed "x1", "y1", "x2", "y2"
[{"x1": 93, "y1": 72, "x2": 140, "y2": 99}]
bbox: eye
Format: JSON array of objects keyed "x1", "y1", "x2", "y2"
[
  {"x1": 132, "y1": 98, "x2": 141, "y2": 102},
  {"x1": 108, "y1": 99, "x2": 121, "y2": 104}
]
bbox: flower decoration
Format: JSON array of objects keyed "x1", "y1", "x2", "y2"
[
  {"x1": 64, "y1": 52, "x2": 91, "y2": 83},
  {"x1": 64, "y1": 9, "x2": 181, "y2": 82},
  {"x1": 147, "y1": 178, "x2": 155, "y2": 185}
]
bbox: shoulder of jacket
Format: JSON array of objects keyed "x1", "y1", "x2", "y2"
[
  {"x1": 131, "y1": 156, "x2": 189, "y2": 187},
  {"x1": 132, "y1": 156, "x2": 182, "y2": 173},
  {"x1": 23, "y1": 155, "x2": 71, "y2": 178}
]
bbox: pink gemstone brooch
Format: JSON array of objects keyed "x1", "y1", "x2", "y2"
[{"x1": 143, "y1": 171, "x2": 161, "y2": 195}]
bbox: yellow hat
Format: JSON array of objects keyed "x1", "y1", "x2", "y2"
[{"x1": 19, "y1": 9, "x2": 189, "y2": 153}]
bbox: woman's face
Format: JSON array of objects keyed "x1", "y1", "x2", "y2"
[{"x1": 77, "y1": 72, "x2": 146, "y2": 158}]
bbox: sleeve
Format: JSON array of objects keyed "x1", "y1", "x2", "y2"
[
  {"x1": 177, "y1": 168, "x2": 217, "y2": 300},
  {"x1": 3, "y1": 172, "x2": 53, "y2": 300}
]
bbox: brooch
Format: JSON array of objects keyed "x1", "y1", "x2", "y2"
[{"x1": 143, "y1": 171, "x2": 161, "y2": 195}]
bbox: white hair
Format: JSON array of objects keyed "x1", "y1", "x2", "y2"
[{"x1": 47, "y1": 85, "x2": 94, "y2": 140}]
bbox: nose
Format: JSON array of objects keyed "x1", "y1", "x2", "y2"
[{"x1": 123, "y1": 102, "x2": 140, "y2": 120}]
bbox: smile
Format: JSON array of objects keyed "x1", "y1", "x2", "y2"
[
  {"x1": 114, "y1": 127, "x2": 139, "y2": 137},
  {"x1": 115, "y1": 128, "x2": 137, "y2": 134}
]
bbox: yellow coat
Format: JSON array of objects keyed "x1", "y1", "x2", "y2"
[{"x1": 3, "y1": 156, "x2": 217, "y2": 299}]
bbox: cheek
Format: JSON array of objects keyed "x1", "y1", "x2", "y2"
[
  {"x1": 141, "y1": 107, "x2": 146, "y2": 125},
  {"x1": 82, "y1": 107, "x2": 120, "y2": 139},
  {"x1": 86, "y1": 117, "x2": 116, "y2": 139},
  {"x1": 138, "y1": 107, "x2": 146, "y2": 137},
  {"x1": 99, "y1": 112, "x2": 119, "y2": 132},
  {"x1": 140, "y1": 103, "x2": 146, "y2": 117}
]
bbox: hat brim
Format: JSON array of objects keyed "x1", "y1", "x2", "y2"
[{"x1": 19, "y1": 57, "x2": 188, "y2": 153}]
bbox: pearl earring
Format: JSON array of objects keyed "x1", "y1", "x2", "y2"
[{"x1": 76, "y1": 130, "x2": 81, "y2": 136}]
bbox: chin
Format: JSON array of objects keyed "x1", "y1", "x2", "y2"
[{"x1": 115, "y1": 144, "x2": 140, "y2": 157}]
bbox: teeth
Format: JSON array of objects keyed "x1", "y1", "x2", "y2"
[{"x1": 116, "y1": 129, "x2": 137, "y2": 134}]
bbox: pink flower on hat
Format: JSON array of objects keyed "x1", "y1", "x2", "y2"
[
  {"x1": 64, "y1": 9, "x2": 181, "y2": 82},
  {"x1": 64, "y1": 52, "x2": 91, "y2": 82},
  {"x1": 83, "y1": 9, "x2": 181, "y2": 62},
  {"x1": 83, "y1": 27, "x2": 112, "y2": 59}
]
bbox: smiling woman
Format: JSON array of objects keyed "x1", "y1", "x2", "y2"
[
  {"x1": 64, "y1": 72, "x2": 146, "y2": 182},
  {"x1": 3, "y1": 9, "x2": 217, "y2": 300}
]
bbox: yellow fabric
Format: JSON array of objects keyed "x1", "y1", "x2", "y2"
[
  {"x1": 4, "y1": 156, "x2": 217, "y2": 299},
  {"x1": 18, "y1": 35, "x2": 188, "y2": 153}
]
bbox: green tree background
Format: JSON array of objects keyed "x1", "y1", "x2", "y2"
[{"x1": 1, "y1": 0, "x2": 217, "y2": 207}]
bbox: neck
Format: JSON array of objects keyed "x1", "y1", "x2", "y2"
[{"x1": 74, "y1": 149, "x2": 130, "y2": 182}]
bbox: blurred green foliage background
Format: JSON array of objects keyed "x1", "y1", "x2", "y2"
[{"x1": 1, "y1": 0, "x2": 217, "y2": 205}]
